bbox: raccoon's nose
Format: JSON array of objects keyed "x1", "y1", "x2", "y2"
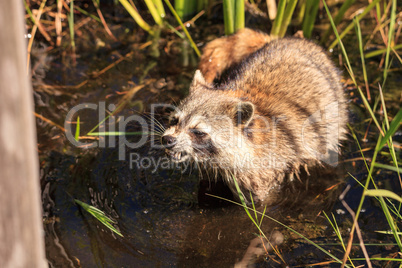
[{"x1": 162, "y1": 135, "x2": 177, "y2": 148}]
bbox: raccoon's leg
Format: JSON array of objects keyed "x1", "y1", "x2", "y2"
[{"x1": 198, "y1": 28, "x2": 271, "y2": 83}]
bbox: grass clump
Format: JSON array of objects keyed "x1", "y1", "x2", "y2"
[{"x1": 75, "y1": 199, "x2": 123, "y2": 237}]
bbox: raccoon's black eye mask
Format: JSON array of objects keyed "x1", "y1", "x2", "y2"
[
  {"x1": 190, "y1": 129, "x2": 206, "y2": 137},
  {"x1": 169, "y1": 117, "x2": 179, "y2": 126}
]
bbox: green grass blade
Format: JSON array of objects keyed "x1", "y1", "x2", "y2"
[
  {"x1": 24, "y1": 0, "x2": 37, "y2": 25},
  {"x1": 378, "y1": 197, "x2": 402, "y2": 251},
  {"x1": 375, "y1": 1, "x2": 381, "y2": 21},
  {"x1": 332, "y1": 0, "x2": 355, "y2": 26},
  {"x1": 249, "y1": 192, "x2": 259, "y2": 225},
  {"x1": 320, "y1": 242, "x2": 398, "y2": 246},
  {"x1": 374, "y1": 163, "x2": 401, "y2": 173},
  {"x1": 223, "y1": 0, "x2": 235, "y2": 35},
  {"x1": 87, "y1": 131, "x2": 147, "y2": 136},
  {"x1": 174, "y1": 0, "x2": 185, "y2": 19},
  {"x1": 231, "y1": 176, "x2": 260, "y2": 229},
  {"x1": 347, "y1": 125, "x2": 373, "y2": 183},
  {"x1": 75, "y1": 199, "x2": 123, "y2": 237},
  {"x1": 144, "y1": 0, "x2": 163, "y2": 25},
  {"x1": 302, "y1": 0, "x2": 319, "y2": 38},
  {"x1": 185, "y1": 1, "x2": 196, "y2": 19},
  {"x1": 294, "y1": 0, "x2": 306, "y2": 25},
  {"x1": 365, "y1": 189, "x2": 402, "y2": 203},
  {"x1": 382, "y1": 0, "x2": 396, "y2": 86},
  {"x1": 322, "y1": 0, "x2": 354, "y2": 78},
  {"x1": 164, "y1": 0, "x2": 201, "y2": 57},
  {"x1": 376, "y1": 230, "x2": 402, "y2": 235},
  {"x1": 323, "y1": 213, "x2": 343, "y2": 247},
  {"x1": 378, "y1": 108, "x2": 402, "y2": 149},
  {"x1": 271, "y1": 0, "x2": 286, "y2": 37},
  {"x1": 197, "y1": 0, "x2": 207, "y2": 12},
  {"x1": 87, "y1": 102, "x2": 126, "y2": 135},
  {"x1": 278, "y1": 0, "x2": 298, "y2": 37},
  {"x1": 378, "y1": 87, "x2": 401, "y2": 181},
  {"x1": 328, "y1": 0, "x2": 381, "y2": 50},
  {"x1": 68, "y1": 0, "x2": 75, "y2": 53},
  {"x1": 356, "y1": 88, "x2": 384, "y2": 137},
  {"x1": 153, "y1": 0, "x2": 166, "y2": 18},
  {"x1": 234, "y1": 0, "x2": 245, "y2": 31},
  {"x1": 259, "y1": 205, "x2": 267, "y2": 227},
  {"x1": 365, "y1": 190, "x2": 402, "y2": 222},
  {"x1": 364, "y1": 44, "x2": 402, "y2": 58},
  {"x1": 75, "y1": 116, "x2": 80, "y2": 141},
  {"x1": 323, "y1": 212, "x2": 355, "y2": 265},
  {"x1": 119, "y1": 0, "x2": 154, "y2": 35},
  {"x1": 351, "y1": 257, "x2": 402, "y2": 262},
  {"x1": 354, "y1": 17, "x2": 370, "y2": 101},
  {"x1": 166, "y1": 23, "x2": 185, "y2": 38},
  {"x1": 321, "y1": 0, "x2": 355, "y2": 43},
  {"x1": 74, "y1": 5, "x2": 102, "y2": 23}
]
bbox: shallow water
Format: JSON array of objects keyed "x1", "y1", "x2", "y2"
[{"x1": 32, "y1": 2, "x2": 402, "y2": 267}]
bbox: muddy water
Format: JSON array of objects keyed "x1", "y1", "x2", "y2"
[{"x1": 33, "y1": 3, "x2": 401, "y2": 267}]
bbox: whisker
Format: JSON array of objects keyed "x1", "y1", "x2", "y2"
[
  {"x1": 139, "y1": 111, "x2": 166, "y2": 133},
  {"x1": 148, "y1": 131, "x2": 164, "y2": 136},
  {"x1": 188, "y1": 159, "x2": 195, "y2": 176},
  {"x1": 196, "y1": 161, "x2": 204, "y2": 181}
]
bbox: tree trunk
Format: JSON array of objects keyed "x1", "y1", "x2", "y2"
[{"x1": 0, "y1": 0, "x2": 47, "y2": 267}]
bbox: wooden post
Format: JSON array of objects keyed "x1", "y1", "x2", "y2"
[{"x1": 0, "y1": 0, "x2": 47, "y2": 267}]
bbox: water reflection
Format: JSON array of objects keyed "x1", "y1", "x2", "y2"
[{"x1": 42, "y1": 141, "x2": 346, "y2": 267}]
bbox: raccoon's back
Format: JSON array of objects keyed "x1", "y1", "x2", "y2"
[
  {"x1": 229, "y1": 38, "x2": 343, "y2": 104},
  {"x1": 224, "y1": 37, "x2": 347, "y2": 158}
]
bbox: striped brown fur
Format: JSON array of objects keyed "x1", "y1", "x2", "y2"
[{"x1": 198, "y1": 28, "x2": 271, "y2": 83}]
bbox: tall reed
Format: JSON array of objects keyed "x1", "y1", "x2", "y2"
[{"x1": 223, "y1": 0, "x2": 245, "y2": 35}]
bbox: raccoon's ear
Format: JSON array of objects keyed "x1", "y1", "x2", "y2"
[
  {"x1": 235, "y1": 101, "x2": 254, "y2": 126},
  {"x1": 190, "y1": 70, "x2": 209, "y2": 91}
]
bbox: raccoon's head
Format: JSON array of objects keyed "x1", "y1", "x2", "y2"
[{"x1": 162, "y1": 70, "x2": 255, "y2": 164}]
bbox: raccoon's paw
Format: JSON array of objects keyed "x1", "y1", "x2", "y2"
[{"x1": 288, "y1": 164, "x2": 302, "y2": 182}]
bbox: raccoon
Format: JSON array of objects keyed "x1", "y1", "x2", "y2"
[{"x1": 161, "y1": 29, "x2": 348, "y2": 203}]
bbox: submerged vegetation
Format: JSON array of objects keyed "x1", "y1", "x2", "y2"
[{"x1": 26, "y1": 0, "x2": 401, "y2": 266}]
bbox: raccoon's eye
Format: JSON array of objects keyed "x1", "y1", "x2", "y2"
[
  {"x1": 190, "y1": 129, "x2": 206, "y2": 137},
  {"x1": 170, "y1": 117, "x2": 179, "y2": 126}
]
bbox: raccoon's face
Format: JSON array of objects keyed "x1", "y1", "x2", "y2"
[
  {"x1": 161, "y1": 112, "x2": 217, "y2": 163},
  {"x1": 161, "y1": 70, "x2": 255, "y2": 164}
]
